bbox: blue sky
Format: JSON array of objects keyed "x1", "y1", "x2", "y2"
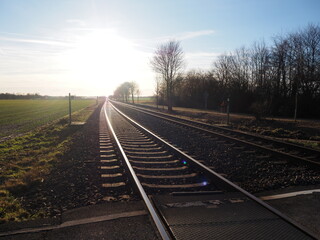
[{"x1": 0, "y1": 0, "x2": 319, "y2": 96}]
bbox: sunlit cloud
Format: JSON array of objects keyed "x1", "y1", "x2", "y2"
[
  {"x1": 134, "y1": 30, "x2": 215, "y2": 46},
  {"x1": 0, "y1": 27, "x2": 217, "y2": 96},
  {"x1": 0, "y1": 32, "x2": 78, "y2": 95},
  {"x1": 185, "y1": 51, "x2": 220, "y2": 70},
  {"x1": 0, "y1": 36, "x2": 70, "y2": 47},
  {"x1": 156, "y1": 29, "x2": 215, "y2": 41},
  {"x1": 0, "y1": 28, "x2": 156, "y2": 96},
  {"x1": 65, "y1": 19, "x2": 87, "y2": 27},
  {"x1": 186, "y1": 51, "x2": 220, "y2": 57},
  {"x1": 131, "y1": 30, "x2": 216, "y2": 56},
  {"x1": 174, "y1": 30, "x2": 215, "y2": 41}
]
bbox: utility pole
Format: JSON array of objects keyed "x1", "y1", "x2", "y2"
[
  {"x1": 294, "y1": 91, "x2": 298, "y2": 122},
  {"x1": 227, "y1": 97, "x2": 230, "y2": 125},
  {"x1": 156, "y1": 95, "x2": 159, "y2": 109},
  {"x1": 69, "y1": 93, "x2": 72, "y2": 125}
]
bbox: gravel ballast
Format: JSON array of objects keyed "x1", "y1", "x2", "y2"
[{"x1": 114, "y1": 103, "x2": 320, "y2": 193}]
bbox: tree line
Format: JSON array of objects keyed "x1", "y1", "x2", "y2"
[
  {"x1": 153, "y1": 24, "x2": 320, "y2": 118},
  {"x1": 0, "y1": 93, "x2": 44, "y2": 99},
  {"x1": 113, "y1": 81, "x2": 140, "y2": 103},
  {"x1": 0, "y1": 93, "x2": 94, "y2": 100}
]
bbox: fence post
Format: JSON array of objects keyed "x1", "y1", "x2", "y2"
[
  {"x1": 294, "y1": 91, "x2": 298, "y2": 122},
  {"x1": 69, "y1": 93, "x2": 72, "y2": 125},
  {"x1": 227, "y1": 97, "x2": 230, "y2": 125}
]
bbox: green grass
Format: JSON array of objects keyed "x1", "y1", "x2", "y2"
[
  {"x1": 0, "y1": 103, "x2": 98, "y2": 223},
  {"x1": 133, "y1": 96, "x2": 155, "y2": 104},
  {"x1": 287, "y1": 139, "x2": 320, "y2": 150},
  {"x1": 0, "y1": 99, "x2": 95, "y2": 139}
]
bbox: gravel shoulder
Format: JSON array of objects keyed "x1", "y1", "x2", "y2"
[
  {"x1": 0, "y1": 103, "x2": 105, "y2": 224},
  {"x1": 138, "y1": 103, "x2": 320, "y2": 150}
]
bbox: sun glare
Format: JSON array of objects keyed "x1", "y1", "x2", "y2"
[{"x1": 64, "y1": 29, "x2": 145, "y2": 95}]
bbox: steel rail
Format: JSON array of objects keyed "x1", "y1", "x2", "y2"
[
  {"x1": 112, "y1": 101, "x2": 320, "y2": 167},
  {"x1": 122, "y1": 101, "x2": 320, "y2": 155},
  {"x1": 103, "y1": 102, "x2": 171, "y2": 240},
  {"x1": 109, "y1": 101, "x2": 318, "y2": 239}
]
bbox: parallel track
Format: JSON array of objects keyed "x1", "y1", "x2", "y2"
[
  {"x1": 111, "y1": 101, "x2": 320, "y2": 167},
  {"x1": 103, "y1": 101, "x2": 316, "y2": 239}
]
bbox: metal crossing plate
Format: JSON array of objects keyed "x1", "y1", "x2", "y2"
[{"x1": 152, "y1": 193, "x2": 313, "y2": 240}]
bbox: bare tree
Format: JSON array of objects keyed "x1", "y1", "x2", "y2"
[
  {"x1": 128, "y1": 81, "x2": 138, "y2": 104},
  {"x1": 113, "y1": 82, "x2": 131, "y2": 102},
  {"x1": 135, "y1": 84, "x2": 140, "y2": 103},
  {"x1": 250, "y1": 41, "x2": 270, "y2": 91},
  {"x1": 155, "y1": 24, "x2": 320, "y2": 118},
  {"x1": 154, "y1": 75, "x2": 162, "y2": 109},
  {"x1": 150, "y1": 40, "x2": 184, "y2": 112}
]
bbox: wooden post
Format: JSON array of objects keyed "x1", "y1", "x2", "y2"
[
  {"x1": 156, "y1": 95, "x2": 159, "y2": 109},
  {"x1": 69, "y1": 93, "x2": 72, "y2": 125},
  {"x1": 294, "y1": 91, "x2": 298, "y2": 122},
  {"x1": 227, "y1": 97, "x2": 230, "y2": 125}
]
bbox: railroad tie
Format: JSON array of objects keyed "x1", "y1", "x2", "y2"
[
  {"x1": 100, "y1": 149, "x2": 114, "y2": 153},
  {"x1": 127, "y1": 154, "x2": 173, "y2": 159},
  {"x1": 100, "y1": 142, "x2": 113, "y2": 146},
  {"x1": 100, "y1": 154, "x2": 117, "y2": 159},
  {"x1": 136, "y1": 173, "x2": 197, "y2": 179},
  {"x1": 101, "y1": 165, "x2": 120, "y2": 170},
  {"x1": 102, "y1": 182, "x2": 126, "y2": 188},
  {"x1": 142, "y1": 182, "x2": 206, "y2": 189},
  {"x1": 130, "y1": 159, "x2": 179, "y2": 164},
  {"x1": 101, "y1": 173, "x2": 122, "y2": 178},
  {"x1": 100, "y1": 145, "x2": 114, "y2": 149},
  {"x1": 124, "y1": 150, "x2": 168, "y2": 155},
  {"x1": 122, "y1": 146, "x2": 162, "y2": 151},
  {"x1": 132, "y1": 166, "x2": 188, "y2": 171},
  {"x1": 100, "y1": 159, "x2": 118, "y2": 166}
]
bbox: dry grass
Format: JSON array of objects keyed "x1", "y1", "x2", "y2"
[
  {"x1": 0, "y1": 99, "x2": 95, "y2": 140},
  {"x1": 139, "y1": 102, "x2": 320, "y2": 150},
  {"x1": 0, "y1": 104, "x2": 98, "y2": 223}
]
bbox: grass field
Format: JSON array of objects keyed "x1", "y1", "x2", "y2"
[
  {"x1": 0, "y1": 99, "x2": 95, "y2": 139},
  {"x1": 0, "y1": 102, "x2": 99, "y2": 222},
  {"x1": 132, "y1": 96, "x2": 155, "y2": 104}
]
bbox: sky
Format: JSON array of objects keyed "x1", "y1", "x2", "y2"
[{"x1": 0, "y1": 0, "x2": 319, "y2": 96}]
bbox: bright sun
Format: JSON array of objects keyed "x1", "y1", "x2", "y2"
[{"x1": 64, "y1": 29, "x2": 146, "y2": 95}]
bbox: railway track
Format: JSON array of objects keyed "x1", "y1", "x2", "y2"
[
  {"x1": 111, "y1": 101, "x2": 320, "y2": 167},
  {"x1": 102, "y1": 101, "x2": 316, "y2": 239}
]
